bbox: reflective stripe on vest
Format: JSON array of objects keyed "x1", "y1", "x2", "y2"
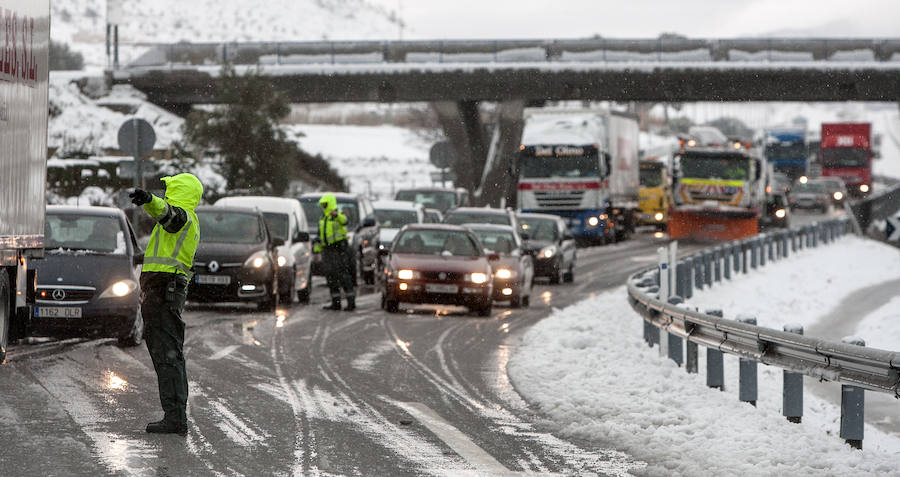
[
  {"x1": 319, "y1": 215, "x2": 347, "y2": 245},
  {"x1": 146, "y1": 215, "x2": 194, "y2": 279}
]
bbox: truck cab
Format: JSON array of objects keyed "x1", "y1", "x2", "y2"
[{"x1": 637, "y1": 159, "x2": 670, "y2": 231}]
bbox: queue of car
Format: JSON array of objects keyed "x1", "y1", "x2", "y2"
[{"x1": 28, "y1": 186, "x2": 587, "y2": 344}]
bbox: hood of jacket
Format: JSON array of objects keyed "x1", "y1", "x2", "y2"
[
  {"x1": 162, "y1": 173, "x2": 203, "y2": 211},
  {"x1": 318, "y1": 193, "x2": 337, "y2": 215}
]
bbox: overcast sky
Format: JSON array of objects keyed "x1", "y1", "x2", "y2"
[{"x1": 369, "y1": 0, "x2": 900, "y2": 39}]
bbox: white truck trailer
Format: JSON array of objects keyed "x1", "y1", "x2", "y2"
[{"x1": 0, "y1": 0, "x2": 50, "y2": 362}]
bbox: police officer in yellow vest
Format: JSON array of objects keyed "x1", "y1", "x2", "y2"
[
  {"x1": 314, "y1": 194, "x2": 356, "y2": 311},
  {"x1": 129, "y1": 173, "x2": 203, "y2": 436}
]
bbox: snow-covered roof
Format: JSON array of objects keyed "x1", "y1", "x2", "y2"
[{"x1": 521, "y1": 112, "x2": 606, "y2": 146}]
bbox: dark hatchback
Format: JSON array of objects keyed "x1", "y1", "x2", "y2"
[
  {"x1": 380, "y1": 224, "x2": 496, "y2": 316},
  {"x1": 467, "y1": 224, "x2": 534, "y2": 307},
  {"x1": 517, "y1": 213, "x2": 577, "y2": 284},
  {"x1": 32, "y1": 206, "x2": 144, "y2": 346},
  {"x1": 190, "y1": 206, "x2": 282, "y2": 311}
]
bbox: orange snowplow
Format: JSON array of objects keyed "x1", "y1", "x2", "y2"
[{"x1": 668, "y1": 210, "x2": 758, "y2": 241}]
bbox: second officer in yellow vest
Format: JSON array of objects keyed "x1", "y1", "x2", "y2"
[
  {"x1": 130, "y1": 172, "x2": 203, "y2": 436},
  {"x1": 314, "y1": 194, "x2": 356, "y2": 311}
]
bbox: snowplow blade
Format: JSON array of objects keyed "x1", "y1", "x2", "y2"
[{"x1": 668, "y1": 210, "x2": 758, "y2": 241}]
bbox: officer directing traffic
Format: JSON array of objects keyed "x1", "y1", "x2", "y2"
[
  {"x1": 315, "y1": 193, "x2": 356, "y2": 311},
  {"x1": 129, "y1": 173, "x2": 203, "y2": 436}
]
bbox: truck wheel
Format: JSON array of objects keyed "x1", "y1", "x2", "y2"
[
  {"x1": 0, "y1": 269, "x2": 10, "y2": 363},
  {"x1": 118, "y1": 309, "x2": 144, "y2": 347}
]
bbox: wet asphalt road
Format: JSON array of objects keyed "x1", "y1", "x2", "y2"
[{"x1": 0, "y1": 232, "x2": 708, "y2": 476}]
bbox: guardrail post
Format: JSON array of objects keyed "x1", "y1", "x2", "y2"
[
  {"x1": 750, "y1": 238, "x2": 759, "y2": 269},
  {"x1": 759, "y1": 236, "x2": 767, "y2": 267},
  {"x1": 723, "y1": 244, "x2": 732, "y2": 280},
  {"x1": 737, "y1": 314, "x2": 758, "y2": 406},
  {"x1": 694, "y1": 255, "x2": 704, "y2": 290},
  {"x1": 783, "y1": 324, "x2": 804, "y2": 423},
  {"x1": 713, "y1": 247, "x2": 722, "y2": 282},
  {"x1": 675, "y1": 260, "x2": 686, "y2": 298},
  {"x1": 667, "y1": 296, "x2": 684, "y2": 366},
  {"x1": 705, "y1": 309, "x2": 724, "y2": 390},
  {"x1": 684, "y1": 257, "x2": 693, "y2": 299},
  {"x1": 782, "y1": 231, "x2": 790, "y2": 258},
  {"x1": 840, "y1": 337, "x2": 866, "y2": 450},
  {"x1": 791, "y1": 229, "x2": 798, "y2": 252},
  {"x1": 741, "y1": 241, "x2": 749, "y2": 274},
  {"x1": 704, "y1": 251, "x2": 713, "y2": 287},
  {"x1": 767, "y1": 235, "x2": 775, "y2": 262}
]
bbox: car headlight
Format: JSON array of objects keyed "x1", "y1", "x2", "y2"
[
  {"x1": 654, "y1": 212, "x2": 664, "y2": 221},
  {"x1": 277, "y1": 255, "x2": 288, "y2": 267},
  {"x1": 244, "y1": 251, "x2": 270, "y2": 269},
  {"x1": 833, "y1": 191, "x2": 843, "y2": 201},
  {"x1": 99, "y1": 279, "x2": 138, "y2": 299},
  {"x1": 860, "y1": 184, "x2": 869, "y2": 193},
  {"x1": 539, "y1": 245, "x2": 557, "y2": 259},
  {"x1": 397, "y1": 269, "x2": 421, "y2": 280},
  {"x1": 775, "y1": 209, "x2": 786, "y2": 218},
  {"x1": 495, "y1": 268, "x2": 514, "y2": 279},
  {"x1": 469, "y1": 272, "x2": 488, "y2": 284}
]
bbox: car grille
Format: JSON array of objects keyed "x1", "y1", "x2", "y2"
[
  {"x1": 534, "y1": 190, "x2": 585, "y2": 208},
  {"x1": 37, "y1": 286, "x2": 96, "y2": 303},
  {"x1": 421, "y1": 271, "x2": 465, "y2": 281}
]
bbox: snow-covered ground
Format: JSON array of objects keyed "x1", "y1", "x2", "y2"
[
  {"x1": 284, "y1": 124, "x2": 439, "y2": 199},
  {"x1": 508, "y1": 236, "x2": 900, "y2": 476},
  {"x1": 689, "y1": 235, "x2": 900, "y2": 344}
]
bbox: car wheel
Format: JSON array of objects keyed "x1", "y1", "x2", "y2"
[
  {"x1": 474, "y1": 301, "x2": 492, "y2": 317},
  {"x1": 522, "y1": 293, "x2": 531, "y2": 308},
  {"x1": 0, "y1": 270, "x2": 11, "y2": 363},
  {"x1": 118, "y1": 309, "x2": 144, "y2": 347},
  {"x1": 382, "y1": 294, "x2": 399, "y2": 313},
  {"x1": 258, "y1": 287, "x2": 277, "y2": 312},
  {"x1": 297, "y1": 283, "x2": 311, "y2": 304},
  {"x1": 548, "y1": 264, "x2": 563, "y2": 285},
  {"x1": 564, "y1": 263, "x2": 575, "y2": 283},
  {"x1": 510, "y1": 294, "x2": 522, "y2": 308}
]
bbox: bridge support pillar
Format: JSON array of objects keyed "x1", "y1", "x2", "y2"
[{"x1": 432, "y1": 100, "x2": 524, "y2": 207}]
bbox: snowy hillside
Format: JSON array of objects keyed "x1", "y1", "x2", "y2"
[{"x1": 52, "y1": 0, "x2": 401, "y2": 68}]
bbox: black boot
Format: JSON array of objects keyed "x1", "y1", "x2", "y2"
[
  {"x1": 323, "y1": 297, "x2": 341, "y2": 310},
  {"x1": 344, "y1": 296, "x2": 356, "y2": 311},
  {"x1": 146, "y1": 419, "x2": 187, "y2": 436}
]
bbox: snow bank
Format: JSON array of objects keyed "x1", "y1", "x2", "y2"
[
  {"x1": 508, "y1": 287, "x2": 900, "y2": 476},
  {"x1": 689, "y1": 235, "x2": 900, "y2": 338},
  {"x1": 854, "y1": 295, "x2": 900, "y2": 351}
]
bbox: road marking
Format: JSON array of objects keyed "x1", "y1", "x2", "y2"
[
  {"x1": 395, "y1": 401, "x2": 522, "y2": 476},
  {"x1": 209, "y1": 344, "x2": 240, "y2": 360}
]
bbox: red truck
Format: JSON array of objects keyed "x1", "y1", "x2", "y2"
[{"x1": 820, "y1": 123, "x2": 872, "y2": 197}]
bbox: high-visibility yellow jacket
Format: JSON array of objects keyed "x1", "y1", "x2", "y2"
[
  {"x1": 314, "y1": 194, "x2": 348, "y2": 253},
  {"x1": 142, "y1": 173, "x2": 203, "y2": 277}
]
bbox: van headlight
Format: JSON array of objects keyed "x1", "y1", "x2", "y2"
[
  {"x1": 99, "y1": 280, "x2": 138, "y2": 299},
  {"x1": 244, "y1": 251, "x2": 270, "y2": 269},
  {"x1": 539, "y1": 245, "x2": 557, "y2": 259},
  {"x1": 469, "y1": 272, "x2": 488, "y2": 284}
]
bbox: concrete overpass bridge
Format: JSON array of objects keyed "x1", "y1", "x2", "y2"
[{"x1": 111, "y1": 38, "x2": 900, "y2": 205}]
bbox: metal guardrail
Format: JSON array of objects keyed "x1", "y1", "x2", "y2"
[
  {"x1": 627, "y1": 220, "x2": 899, "y2": 447},
  {"x1": 123, "y1": 37, "x2": 900, "y2": 68},
  {"x1": 850, "y1": 181, "x2": 900, "y2": 230}
]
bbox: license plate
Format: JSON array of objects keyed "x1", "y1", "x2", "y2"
[
  {"x1": 35, "y1": 306, "x2": 82, "y2": 318},
  {"x1": 196, "y1": 275, "x2": 231, "y2": 285},
  {"x1": 426, "y1": 283, "x2": 459, "y2": 294}
]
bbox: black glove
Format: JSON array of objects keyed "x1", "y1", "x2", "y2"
[{"x1": 129, "y1": 189, "x2": 152, "y2": 206}]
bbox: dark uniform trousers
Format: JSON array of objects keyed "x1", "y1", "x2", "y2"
[
  {"x1": 141, "y1": 272, "x2": 189, "y2": 424},
  {"x1": 322, "y1": 240, "x2": 356, "y2": 299}
]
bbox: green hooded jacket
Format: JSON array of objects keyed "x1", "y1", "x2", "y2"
[
  {"x1": 315, "y1": 193, "x2": 348, "y2": 253},
  {"x1": 142, "y1": 173, "x2": 203, "y2": 277}
]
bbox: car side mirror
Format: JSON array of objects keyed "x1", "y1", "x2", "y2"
[
  {"x1": 519, "y1": 232, "x2": 530, "y2": 241},
  {"x1": 294, "y1": 231, "x2": 310, "y2": 242},
  {"x1": 132, "y1": 252, "x2": 144, "y2": 265},
  {"x1": 378, "y1": 247, "x2": 390, "y2": 257},
  {"x1": 362, "y1": 217, "x2": 377, "y2": 228},
  {"x1": 271, "y1": 238, "x2": 285, "y2": 248},
  {"x1": 488, "y1": 253, "x2": 500, "y2": 262}
]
